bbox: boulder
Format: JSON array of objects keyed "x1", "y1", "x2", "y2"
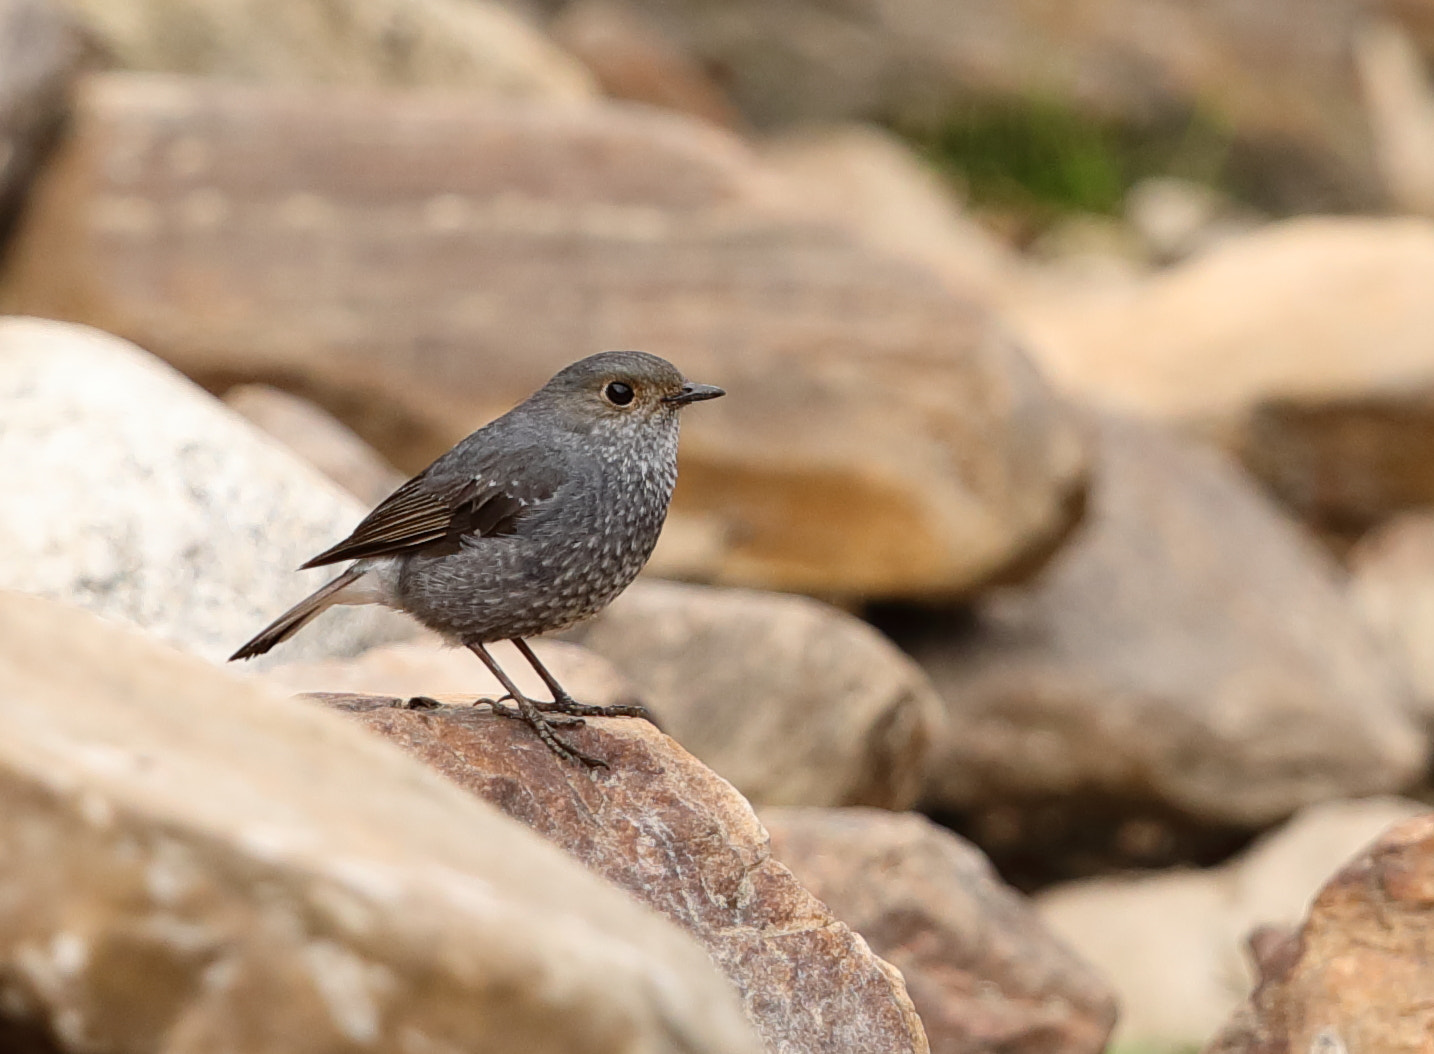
[
  {"x1": 762, "y1": 807, "x2": 1116, "y2": 1054},
  {"x1": 1013, "y1": 217, "x2": 1434, "y2": 534},
  {"x1": 327, "y1": 695, "x2": 930, "y2": 1054},
  {"x1": 573, "y1": 580, "x2": 945, "y2": 810},
  {"x1": 0, "y1": 0, "x2": 87, "y2": 236},
  {"x1": 0, "y1": 587, "x2": 762, "y2": 1054},
  {"x1": 50, "y1": 0, "x2": 595, "y2": 99},
  {"x1": 1205, "y1": 810, "x2": 1434, "y2": 1054},
  {"x1": 0, "y1": 71, "x2": 1090, "y2": 601},
  {"x1": 224, "y1": 383, "x2": 405, "y2": 506},
  {"x1": 0, "y1": 316, "x2": 413, "y2": 665},
  {"x1": 1038, "y1": 797, "x2": 1430, "y2": 1052},
  {"x1": 1350, "y1": 511, "x2": 1434, "y2": 726},
  {"x1": 894, "y1": 414, "x2": 1425, "y2": 879},
  {"x1": 547, "y1": 0, "x2": 1385, "y2": 210}
]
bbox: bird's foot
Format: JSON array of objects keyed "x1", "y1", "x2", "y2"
[
  {"x1": 539, "y1": 691, "x2": 659, "y2": 726},
  {"x1": 481, "y1": 694, "x2": 606, "y2": 766}
]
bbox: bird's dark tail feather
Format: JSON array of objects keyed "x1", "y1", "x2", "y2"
[{"x1": 229, "y1": 566, "x2": 366, "y2": 661}]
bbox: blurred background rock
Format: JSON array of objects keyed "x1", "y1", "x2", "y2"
[{"x1": 4, "y1": 0, "x2": 1434, "y2": 1050}]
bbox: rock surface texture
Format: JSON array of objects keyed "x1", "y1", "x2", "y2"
[
  {"x1": 0, "y1": 316, "x2": 413, "y2": 665},
  {"x1": 574, "y1": 580, "x2": 945, "y2": 810},
  {"x1": 0, "y1": 588, "x2": 762, "y2": 1054},
  {"x1": 0, "y1": 71, "x2": 1089, "y2": 601},
  {"x1": 1205, "y1": 811, "x2": 1434, "y2": 1054},
  {"x1": 898, "y1": 414, "x2": 1425, "y2": 877},
  {"x1": 1015, "y1": 217, "x2": 1434, "y2": 533},
  {"x1": 50, "y1": 0, "x2": 596, "y2": 99},
  {"x1": 1039, "y1": 796, "x2": 1431, "y2": 1052},
  {"x1": 762, "y1": 807, "x2": 1116, "y2": 1054},
  {"x1": 328, "y1": 695, "x2": 930, "y2": 1054}
]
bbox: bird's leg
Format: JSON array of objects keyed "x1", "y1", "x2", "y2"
[
  {"x1": 511, "y1": 638, "x2": 657, "y2": 724},
  {"x1": 466, "y1": 640, "x2": 606, "y2": 767}
]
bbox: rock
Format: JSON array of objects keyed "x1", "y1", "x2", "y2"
[
  {"x1": 1013, "y1": 217, "x2": 1434, "y2": 534},
  {"x1": 0, "y1": 587, "x2": 762, "y2": 1054},
  {"x1": 224, "y1": 383, "x2": 405, "y2": 506},
  {"x1": 1204, "y1": 809, "x2": 1434, "y2": 1054},
  {"x1": 327, "y1": 694, "x2": 930, "y2": 1054},
  {"x1": 893, "y1": 414, "x2": 1425, "y2": 880},
  {"x1": 0, "y1": 316, "x2": 413, "y2": 666},
  {"x1": 553, "y1": 0, "x2": 1385, "y2": 211},
  {"x1": 761, "y1": 807, "x2": 1116, "y2": 1054},
  {"x1": 1124, "y1": 177, "x2": 1261, "y2": 265},
  {"x1": 263, "y1": 636, "x2": 632, "y2": 708},
  {"x1": 1038, "y1": 797, "x2": 1430, "y2": 1052},
  {"x1": 50, "y1": 0, "x2": 595, "y2": 99},
  {"x1": 1356, "y1": 20, "x2": 1434, "y2": 218},
  {"x1": 572, "y1": 580, "x2": 945, "y2": 810},
  {"x1": 758, "y1": 123, "x2": 1020, "y2": 306},
  {"x1": 0, "y1": 0, "x2": 88, "y2": 235},
  {"x1": 1349, "y1": 511, "x2": 1434, "y2": 724},
  {"x1": 0, "y1": 71, "x2": 1090, "y2": 601},
  {"x1": 551, "y1": 0, "x2": 740, "y2": 128}
]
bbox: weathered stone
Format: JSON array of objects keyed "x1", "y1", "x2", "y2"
[
  {"x1": 0, "y1": 0, "x2": 87, "y2": 236},
  {"x1": 327, "y1": 694, "x2": 929, "y2": 1054},
  {"x1": 51, "y1": 0, "x2": 595, "y2": 99},
  {"x1": 1014, "y1": 217, "x2": 1434, "y2": 533},
  {"x1": 0, "y1": 316, "x2": 413, "y2": 666},
  {"x1": 1204, "y1": 810, "x2": 1434, "y2": 1054},
  {"x1": 224, "y1": 383, "x2": 405, "y2": 506},
  {"x1": 0, "y1": 587, "x2": 762, "y2": 1054},
  {"x1": 541, "y1": 0, "x2": 1385, "y2": 210},
  {"x1": 1351, "y1": 511, "x2": 1434, "y2": 723},
  {"x1": 573, "y1": 580, "x2": 944, "y2": 810},
  {"x1": 1039, "y1": 797, "x2": 1430, "y2": 1052},
  {"x1": 0, "y1": 71, "x2": 1089, "y2": 601},
  {"x1": 263, "y1": 637, "x2": 631, "y2": 708},
  {"x1": 762, "y1": 807, "x2": 1116, "y2": 1054},
  {"x1": 551, "y1": 0, "x2": 739, "y2": 127},
  {"x1": 896, "y1": 414, "x2": 1424, "y2": 877}
]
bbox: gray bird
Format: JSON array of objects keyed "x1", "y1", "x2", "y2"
[{"x1": 230, "y1": 351, "x2": 724, "y2": 766}]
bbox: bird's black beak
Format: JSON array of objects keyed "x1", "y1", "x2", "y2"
[{"x1": 663, "y1": 381, "x2": 725, "y2": 406}]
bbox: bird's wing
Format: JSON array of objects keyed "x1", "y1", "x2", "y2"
[{"x1": 300, "y1": 446, "x2": 564, "y2": 568}]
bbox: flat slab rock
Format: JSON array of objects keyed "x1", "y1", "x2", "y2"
[{"x1": 323, "y1": 694, "x2": 930, "y2": 1054}]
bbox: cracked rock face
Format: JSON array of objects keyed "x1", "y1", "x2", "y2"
[
  {"x1": 327, "y1": 694, "x2": 930, "y2": 1054},
  {"x1": 0, "y1": 589, "x2": 761, "y2": 1054}
]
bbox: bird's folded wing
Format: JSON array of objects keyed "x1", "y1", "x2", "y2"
[{"x1": 300, "y1": 448, "x2": 564, "y2": 568}]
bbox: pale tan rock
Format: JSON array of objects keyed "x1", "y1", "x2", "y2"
[
  {"x1": 1349, "y1": 511, "x2": 1434, "y2": 722},
  {"x1": 762, "y1": 807, "x2": 1116, "y2": 1054},
  {"x1": 1357, "y1": 19, "x2": 1434, "y2": 217},
  {"x1": 1013, "y1": 217, "x2": 1434, "y2": 530},
  {"x1": 328, "y1": 695, "x2": 930, "y2": 1054},
  {"x1": 0, "y1": 588, "x2": 762, "y2": 1054},
  {"x1": 573, "y1": 580, "x2": 945, "y2": 810},
  {"x1": 224, "y1": 383, "x2": 405, "y2": 506},
  {"x1": 263, "y1": 637, "x2": 631, "y2": 708},
  {"x1": 1039, "y1": 797, "x2": 1430, "y2": 1052},
  {"x1": 902, "y1": 415, "x2": 1425, "y2": 853},
  {"x1": 0, "y1": 316, "x2": 413, "y2": 666},
  {"x1": 51, "y1": 0, "x2": 595, "y2": 99},
  {"x1": 0, "y1": 71, "x2": 1089, "y2": 601},
  {"x1": 1204, "y1": 810, "x2": 1434, "y2": 1054}
]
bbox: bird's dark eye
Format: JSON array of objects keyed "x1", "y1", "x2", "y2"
[{"x1": 604, "y1": 381, "x2": 635, "y2": 406}]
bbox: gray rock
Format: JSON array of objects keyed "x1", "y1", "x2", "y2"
[
  {"x1": 574, "y1": 579, "x2": 945, "y2": 810},
  {"x1": 0, "y1": 316, "x2": 413, "y2": 666}
]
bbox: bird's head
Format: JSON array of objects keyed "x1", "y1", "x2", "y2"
[{"x1": 532, "y1": 351, "x2": 724, "y2": 435}]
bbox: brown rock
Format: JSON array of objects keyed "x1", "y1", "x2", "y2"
[
  {"x1": 0, "y1": 587, "x2": 762, "y2": 1054},
  {"x1": 327, "y1": 694, "x2": 930, "y2": 1054},
  {"x1": 1205, "y1": 812, "x2": 1434, "y2": 1054},
  {"x1": 0, "y1": 71, "x2": 1089, "y2": 601},
  {"x1": 0, "y1": 0, "x2": 87, "y2": 235},
  {"x1": 762, "y1": 807, "x2": 1116, "y2": 1054},
  {"x1": 224, "y1": 382, "x2": 405, "y2": 505},
  {"x1": 551, "y1": 0, "x2": 740, "y2": 128},
  {"x1": 1350, "y1": 511, "x2": 1434, "y2": 724},
  {"x1": 573, "y1": 579, "x2": 945, "y2": 810},
  {"x1": 896, "y1": 414, "x2": 1424, "y2": 876},
  {"x1": 1014, "y1": 216, "x2": 1434, "y2": 534},
  {"x1": 50, "y1": 0, "x2": 596, "y2": 99}
]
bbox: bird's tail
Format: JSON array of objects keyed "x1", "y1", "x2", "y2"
[{"x1": 229, "y1": 565, "x2": 367, "y2": 661}]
